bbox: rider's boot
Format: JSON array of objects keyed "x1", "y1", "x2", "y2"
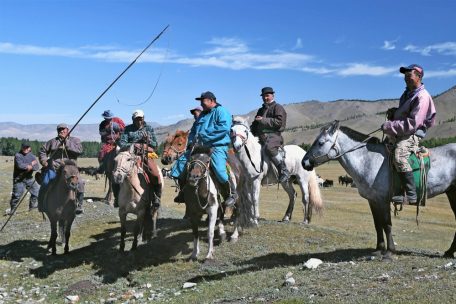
[
  {"x1": 75, "y1": 192, "x2": 84, "y2": 215},
  {"x1": 272, "y1": 153, "x2": 290, "y2": 183},
  {"x1": 392, "y1": 171, "x2": 417, "y2": 205},
  {"x1": 221, "y1": 177, "x2": 238, "y2": 208}
]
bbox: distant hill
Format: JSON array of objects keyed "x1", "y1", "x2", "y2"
[{"x1": 1, "y1": 85, "x2": 455, "y2": 145}]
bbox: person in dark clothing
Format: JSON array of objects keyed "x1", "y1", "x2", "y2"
[
  {"x1": 38, "y1": 123, "x2": 85, "y2": 214},
  {"x1": 5, "y1": 142, "x2": 40, "y2": 215},
  {"x1": 250, "y1": 87, "x2": 290, "y2": 183}
]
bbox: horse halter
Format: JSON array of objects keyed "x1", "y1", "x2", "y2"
[
  {"x1": 230, "y1": 122, "x2": 250, "y2": 151},
  {"x1": 309, "y1": 128, "x2": 341, "y2": 166},
  {"x1": 163, "y1": 135, "x2": 187, "y2": 160},
  {"x1": 187, "y1": 158, "x2": 210, "y2": 182}
]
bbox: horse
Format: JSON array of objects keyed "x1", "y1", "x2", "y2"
[
  {"x1": 102, "y1": 148, "x2": 118, "y2": 206},
  {"x1": 43, "y1": 160, "x2": 79, "y2": 255},
  {"x1": 230, "y1": 116, "x2": 323, "y2": 224},
  {"x1": 184, "y1": 146, "x2": 252, "y2": 260},
  {"x1": 161, "y1": 130, "x2": 189, "y2": 165},
  {"x1": 302, "y1": 120, "x2": 456, "y2": 259},
  {"x1": 113, "y1": 145, "x2": 162, "y2": 252}
]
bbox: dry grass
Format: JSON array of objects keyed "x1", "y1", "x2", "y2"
[{"x1": 0, "y1": 156, "x2": 455, "y2": 303}]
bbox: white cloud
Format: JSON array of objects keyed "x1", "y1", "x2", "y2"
[
  {"x1": 424, "y1": 68, "x2": 456, "y2": 78},
  {"x1": 404, "y1": 42, "x2": 456, "y2": 56},
  {"x1": 292, "y1": 38, "x2": 303, "y2": 50},
  {"x1": 337, "y1": 63, "x2": 396, "y2": 76},
  {"x1": 382, "y1": 40, "x2": 396, "y2": 50}
]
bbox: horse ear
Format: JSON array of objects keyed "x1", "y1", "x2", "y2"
[{"x1": 329, "y1": 120, "x2": 340, "y2": 135}]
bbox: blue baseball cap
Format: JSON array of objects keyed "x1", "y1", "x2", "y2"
[
  {"x1": 102, "y1": 110, "x2": 114, "y2": 119},
  {"x1": 195, "y1": 91, "x2": 216, "y2": 101}
]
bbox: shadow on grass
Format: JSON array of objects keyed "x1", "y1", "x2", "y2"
[
  {"x1": 186, "y1": 248, "x2": 443, "y2": 284},
  {"x1": 0, "y1": 217, "x2": 196, "y2": 283}
]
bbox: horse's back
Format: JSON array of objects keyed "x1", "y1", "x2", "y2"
[{"x1": 427, "y1": 144, "x2": 456, "y2": 197}]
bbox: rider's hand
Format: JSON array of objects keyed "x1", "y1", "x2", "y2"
[
  {"x1": 386, "y1": 107, "x2": 397, "y2": 121},
  {"x1": 255, "y1": 116, "x2": 263, "y2": 121}
]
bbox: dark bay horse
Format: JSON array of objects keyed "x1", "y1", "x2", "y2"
[
  {"x1": 43, "y1": 160, "x2": 79, "y2": 255},
  {"x1": 113, "y1": 146, "x2": 162, "y2": 252},
  {"x1": 161, "y1": 130, "x2": 189, "y2": 165},
  {"x1": 302, "y1": 121, "x2": 456, "y2": 259}
]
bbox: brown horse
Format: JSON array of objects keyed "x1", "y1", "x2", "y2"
[
  {"x1": 113, "y1": 145, "x2": 162, "y2": 252},
  {"x1": 161, "y1": 130, "x2": 189, "y2": 165},
  {"x1": 43, "y1": 160, "x2": 79, "y2": 255}
]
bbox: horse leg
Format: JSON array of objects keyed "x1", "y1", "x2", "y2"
[
  {"x1": 190, "y1": 218, "x2": 200, "y2": 261},
  {"x1": 297, "y1": 178, "x2": 311, "y2": 224},
  {"x1": 368, "y1": 200, "x2": 396, "y2": 260},
  {"x1": 58, "y1": 219, "x2": 65, "y2": 245},
  {"x1": 152, "y1": 205, "x2": 159, "y2": 238},
  {"x1": 367, "y1": 200, "x2": 387, "y2": 256},
  {"x1": 218, "y1": 213, "x2": 226, "y2": 243},
  {"x1": 142, "y1": 204, "x2": 153, "y2": 242},
  {"x1": 253, "y1": 179, "x2": 261, "y2": 222},
  {"x1": 48, "y1": 219, "x2": 58, "y2": 255},
  {"x1": 444, "y1": 189, "x2": 456, "y2": 258},
  {"x1": 280, "y1": 181, "x2": 296, "y2": 223},
  {"x1": 205, "y1": 205, "x2": 218, "y2": 260},
  {"x1": 64, "y1": 217, "x2": 75, "y2": 254},
  {"x1": 119, "y1": 211, "x2": 127, "y2": 253}
]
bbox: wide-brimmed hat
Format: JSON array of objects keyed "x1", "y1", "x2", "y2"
[
  {"x1": 260, "y1": 87, "x2": 275, "y2": 96},
  {"x1": 399, "y1": 64, "x2": 424, "y2": 77},
  {"x1": 102, "y1": 110, "x2": 114, "y2": 119},
  {"x1": 195, "y1": 91, "x2": 216, "y2": 100}
]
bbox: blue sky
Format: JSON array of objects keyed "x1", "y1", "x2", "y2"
[{"x1": 1, "y1": 0, "x2": 455, "y2": 125}]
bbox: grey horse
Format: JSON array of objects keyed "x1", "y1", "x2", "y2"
[{"x1": 302, "y1": 120, "x2": 456, "y2": 259}]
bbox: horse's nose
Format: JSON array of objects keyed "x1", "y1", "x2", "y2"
[{"x1": 302, "y1": 157, "x2": 313, "y2": 171}]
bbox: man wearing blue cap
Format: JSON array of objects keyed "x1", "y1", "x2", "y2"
[
  {"x1": 5, "y1": 142, "x2": 40, "y2": 215},
  {"x1": 173, "y1": 92, "x2": 238, "y2": 207},
  {"x1": 381, "y1": 64, "x2": 436, "y2": 205}
]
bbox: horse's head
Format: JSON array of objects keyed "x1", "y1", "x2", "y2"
[
  {"x1": 302, "y1": 120, "x2": 340, "y2": 171},
  {"x1": 161, "y1": 130, "x2": 189, "y2": 165},
  {"x1": 113, "y1": 146, "x2": 137, "y2": 184},
  {"x1": 186, "y1": 146, "x2": 212, "y2": 187},
  {"x1": 230, "y1": 116, "x2": 250, "y2": 152},
  {"x1": 61, "y1": 159, "x2": 79, "y2": 191}
]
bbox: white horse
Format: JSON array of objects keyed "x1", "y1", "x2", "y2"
[
  {"x1": 184, "y1": 147, "x2": 227, "y2": 260},
  {"x1": 113, "y1": 145, "x2": 163, "y2": 252},
  {"x1": 230, "y1": 116, "x2": 323, "y2": 224}
]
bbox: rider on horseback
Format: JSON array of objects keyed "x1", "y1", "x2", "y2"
[
  {"x1": 381, "y1": 64, "x2": 436, "y2": 205},
  {"x1": 250, "y1": 87, "x2": 290, "y2": 183},
  {"x1": 118, "y1": 109, "x2": 162, "y2": 208},
  {"x1": 98, "y1": 110, "x2": 125, "y2": 173},
  {"x1": 173, "y1": 92, "x2": 238, "y2": 208},
  {"x1": 38, "y1": 123, "x2": 85, "y2": 214}
]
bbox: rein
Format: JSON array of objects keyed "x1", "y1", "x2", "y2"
[{"x1": 311, "y1": 127, "x2": 382, "y2": 165}]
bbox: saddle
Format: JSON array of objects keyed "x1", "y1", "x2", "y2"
[{"x1": 389, "y1": 146, "x2": 431, "y2": 207}]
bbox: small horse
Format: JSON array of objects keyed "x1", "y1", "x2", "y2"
[
  {"x1": 43, "y1": 159, "x2": 79, "y2": 255},
  {"x1": 161, "y1": 130, "x2": 189, "y2": 165},
  {"x1": 302, "y1": 121, "x2": 456, "y2": 259},
  {"x1": 184, "y1": 147, "x2": 226, "y2": 260},
  {"x1": 230, "y1": 116, "x2": 323, "y2": 224},
  {"x1": 113, "y1": 145, "x2": 162, "y2": 252}
]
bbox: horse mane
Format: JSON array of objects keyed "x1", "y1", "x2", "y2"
[
  {"x1": 191, "y1": 145, "x2": 212, "y2": 156},
  {"x1": 63, "y1": 159, "x2": 77, "y2": 166},
  {"x1": 174, "y1": 130, "x2": 188, "y2": 138},
  {"x1": 339, "y1": 126, "x2": 381, "y2": 144}
]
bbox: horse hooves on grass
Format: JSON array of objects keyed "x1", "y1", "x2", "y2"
[
  {"x1": 219, "y1": 233, "x2": 227, "y2": 242},
  {"x1": 443, "y1": 251, "x2": 454, "y2": 258},
  {"x1": 229, "y1": 237, "x2": 239, "y2": 243}
]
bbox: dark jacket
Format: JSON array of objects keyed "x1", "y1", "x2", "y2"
[
  {"x1": 250, "y1": 101, "x2": 287, "y2": 136},
  {"x1": 13, "y1": 151, "x2": 40, "y2": 180},
  {"x1": 118, "y1": 122, "x2": 158, "y2": 149},
  {"x1": 39, "y1": 136, "x2": 83, "y2": 167}
]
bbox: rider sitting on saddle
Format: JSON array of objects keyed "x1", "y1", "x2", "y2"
[
  {"x1": 98, "y1": 109, "x2": 125, "y2": 173},
  {"x1": 250, "y1": 87, "x2": 290, "y2": 183},
  {"x1": 381, "y1": 64, "x2": 436, "y2": 205},
  {"x1": 118, "y1": 109, "x2": 162, "y2": 208},
  {"x1": 173, "y1": 92, "x2": 238, "y2": 208},
  {"x1": 38, "y1": 123, "x2": 85, "y2": 214}
]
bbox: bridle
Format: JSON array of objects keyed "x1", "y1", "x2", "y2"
[
  {"x1": 230, "y1": 122, "x2": 263, "y2": 174},
  {"x1": 187, "y1": 157, "x2": 211, "y2": 209},
  {"x1": 163, "y1": 135, "x2": 187, "y2": 160}
]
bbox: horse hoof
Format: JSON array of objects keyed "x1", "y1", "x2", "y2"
[
  {"x1": 229, "y1": 237, "x2": 238, "y2": 243},
  {"x1": 443, "y1": 251, "x2": 454, "y2": 258},
  {"x1": 219, "y1": 233, "x2": 227, "y2": 242},
  {"x1": 189, "y1": 256, "x2": 198, "y2": 262},
  {"x1": 382, "y1": 252, "x2": 395, "y2": 262}
]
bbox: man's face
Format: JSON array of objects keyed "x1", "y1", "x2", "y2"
[
  {"x1": 404, "y1": 70, "x2": 421, "y2": 90},
  {"x1": 57, "y1": 127, "x2": 69, "y2": 139},
  {"x1": 192, "y1": 110, "x2": 202, "y2": 120},
  {"x1": 133, "y1": 117, "x2": 145, "y2": 128},
  {"x1": 21, "y1": 146, "x2": 31, "y2": 154},
  {"x1": 201, "y1": 98, "x2": 215, "y2": 111},
  {"x1": 261, "y1": 93, "x2": 274, "y2": 104}
]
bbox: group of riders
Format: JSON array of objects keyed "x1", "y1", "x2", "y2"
[{"x1": 6, "y1": 63, "x2": 436, "y2": 216}]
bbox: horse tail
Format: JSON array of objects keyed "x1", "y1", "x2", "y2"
[{"x1": 308, "y1": 170, "x2": 324, "y2": 214}]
